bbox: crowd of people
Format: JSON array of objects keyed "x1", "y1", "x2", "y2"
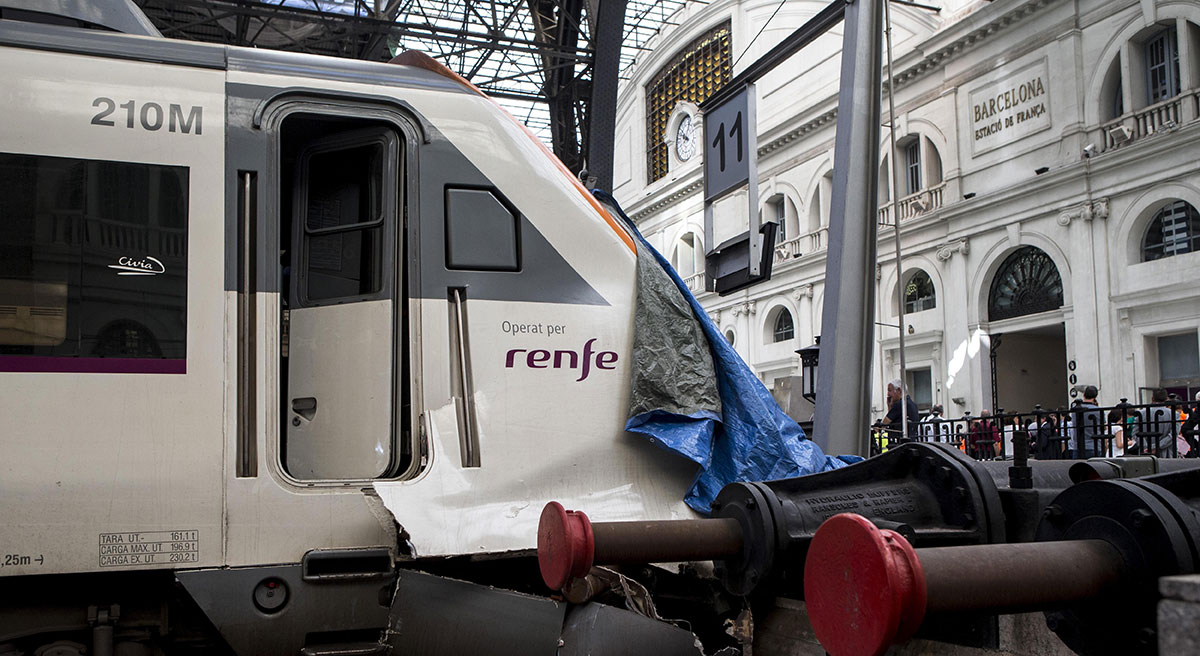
[{"x1": 872, "y1": 382, "x2": 1200, "y2": 460}]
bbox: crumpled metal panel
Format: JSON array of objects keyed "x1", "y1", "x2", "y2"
[
  {"x1": 559, "y1": 603, "x2": 703, "y2": 656},
  {"x1": 384, "y1": 569, "x2": 564, "y2": 655}
]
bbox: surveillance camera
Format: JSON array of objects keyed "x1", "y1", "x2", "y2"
[{"x1": 1082, "y1": 143, "x2": 1096, "y2": 158}]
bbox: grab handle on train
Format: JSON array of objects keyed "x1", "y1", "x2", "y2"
[{"x1": 292, "y1": 397, "x2": 317, "y2": 421}]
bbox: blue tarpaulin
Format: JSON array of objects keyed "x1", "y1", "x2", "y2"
[{"x1": 593, "y1": 190, "x2": 857, "y2": 514}]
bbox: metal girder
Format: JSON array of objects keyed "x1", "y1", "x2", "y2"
[{"x1": 134, "y1": 0, "x2": 689, "y2": 178}]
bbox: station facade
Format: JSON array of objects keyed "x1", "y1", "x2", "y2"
[{"x1": 613, "y1": 0, "x2": 1200, "y2": 420}]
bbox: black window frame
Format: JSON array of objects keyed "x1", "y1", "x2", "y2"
[
  {"x1": 1142, "y1": 200, "x2": 1200, "y2": 262},
  {"x1": 1145, "y1": 27, "x2": 1181, "y2": 105},
  {"x1": 904, "y1": 138, "x2": 922, "y2": 197},
  {"x1": 0, "y1": 151, "x2": 189, "y2": 372},
  {"x1": 293, "y1": 127, "x2": 399, "y2": 308},
  {"x1": 903, "y1": 270, "x2": 936, "y2": 314},
  {"x1": 772, "y1": 308, "x2": 795, "y2": 343}
]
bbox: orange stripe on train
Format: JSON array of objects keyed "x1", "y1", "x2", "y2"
[{"x1": 389, "y1": 50, "x2": 636, "y2": 255}]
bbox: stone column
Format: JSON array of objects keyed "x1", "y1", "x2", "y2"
[
  {"x1": 936, "y1": 238, "x2": 971, "y2": 415},
  {"x1": 1178, "y1": 18, "x2": 1198, "y2": 122},
  {"x1": 1056, "y1": 198, "x2": 1109, "y2": 396}
]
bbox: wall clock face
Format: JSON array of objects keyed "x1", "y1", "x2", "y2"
[{"x1": 675, "y1": 114, "x2": 696, "y2": 161}]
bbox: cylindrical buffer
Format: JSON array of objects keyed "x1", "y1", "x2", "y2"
[
  {"x1": 537, "y1": 502, "x2": 743, "y2": 590},
  {"x1": 803, "y1": 513, "x2": 1126, "y2": 656},
  {"x1": 920, "y1": 540, "x2": 1122, "y2": 614}
]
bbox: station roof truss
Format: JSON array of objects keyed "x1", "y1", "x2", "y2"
[{"x1": 133, "y1": 0, "x2": 691, "y2": 174}]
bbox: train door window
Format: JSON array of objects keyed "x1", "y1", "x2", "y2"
[
  {"x1": 301, "y1": 140, "x2": 385, "y2": 301},
  {"x1": 278, "y1": 116, "x2": 407, "y2": 481}
]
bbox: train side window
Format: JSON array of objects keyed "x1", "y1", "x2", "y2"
[
  {"x1": 445, "y1": 187, "x2": 520, "y2": 271},
  {"x1": 0, "y1": 152, "x2": 188, "y2": 373}
]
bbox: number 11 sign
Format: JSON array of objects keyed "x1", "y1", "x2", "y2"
[
  {"x1": 703, "y1": 83, "x2": 761, "y2": 276},
  {"x1": 704, "y1": 84, "x2": 756, "y2": 202}
]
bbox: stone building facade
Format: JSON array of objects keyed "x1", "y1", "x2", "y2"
[{"x1": 613, "y1": 0, "x2": 1200, "y2": 420}]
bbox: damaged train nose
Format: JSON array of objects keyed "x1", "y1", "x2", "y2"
[{"x1": 382, "y1": 568, "x2": 708, "y2": 656}]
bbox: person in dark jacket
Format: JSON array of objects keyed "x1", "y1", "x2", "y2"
[
  {"x1": 1072, "y1": 386, "x2": 1103, "y2": 458},
  {"x1": 880, "y1": 379, "x2": 919, "y2": 442},
  {"x1": 1179, "y1": 391, "x2": 1200, "y2": 458},
  {"x1": 1033, "y1": 414, "x2": 1061, "y2": 460}
]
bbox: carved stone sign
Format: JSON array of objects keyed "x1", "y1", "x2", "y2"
[{"x1": 968, "y1": 58, "x2": 1052, "y2": 156}]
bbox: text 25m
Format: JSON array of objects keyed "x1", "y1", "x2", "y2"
[{"x1": 91, "y1": 98, "x2": 203, "y2": 135}]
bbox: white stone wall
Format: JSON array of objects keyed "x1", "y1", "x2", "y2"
[{"x1": 615, "y1": 0, "x2": 1200, "y2": 419}]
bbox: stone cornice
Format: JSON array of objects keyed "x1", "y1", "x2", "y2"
[
  {"x1": 886, "y1": 0, "x2": 1054, "y2": 92},
  {"x1": 629, "y1": 178, "x2": 704, "y2": 222},
  {"x1": 756, "y1": 0, "x2": 1054, "y2": 157}
]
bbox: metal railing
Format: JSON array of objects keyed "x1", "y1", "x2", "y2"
[
  {"x1": 870, "y1": 399, "x2": 1199, "y2": 461},
  {"x1": 49, "y1": 212, "x2": 187, "y2": 258},
  {"x1": 1095, "y1": 91, "x2": 1194, "y2": 153}
]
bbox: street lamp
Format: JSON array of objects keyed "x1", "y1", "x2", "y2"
[{"x1": 796, "y1": 336, "x2": 820, "y2": 402}]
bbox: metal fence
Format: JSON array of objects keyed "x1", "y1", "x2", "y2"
[{"x1": 870, "y1": 399, "x2": 1200, "y2": 461}]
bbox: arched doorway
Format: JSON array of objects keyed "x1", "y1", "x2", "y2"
[{"x1": 987, "y1": 246, "x2": 1068, "y2": 414}]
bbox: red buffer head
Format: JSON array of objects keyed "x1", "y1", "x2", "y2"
[
  {"x1": 803, "y1": 513, "x2": 927, "y2": 656},
  {"x1": 538, "y1": 501, "x2": 595, "y2": 590}
]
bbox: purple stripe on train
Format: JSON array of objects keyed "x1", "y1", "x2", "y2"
[{"x1": 0, "y1": 356, "x2": 187, "y2": 374}]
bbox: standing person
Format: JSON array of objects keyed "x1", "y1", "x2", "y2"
[
  {"x1": 1141, "y1": 389, "x2": 1177, "y2": 456},
  {"x1": 968, "y1": 411, "x2": 1000, "y2": 460},
  {"x1": 880, "y1": 379, "x2": 919, "y2": 442},
  {"x1": 1002, "y1": 415, "x2": 1021, "y2": 459},
  {"x1": 1107, "y1": 409, "x2": 1130, "y2": 457},
  {"x1": 1072, "y1": 386, "x2": 1103, "y2": 458},
  {"x1": 1034, "y1": 414, "x2": 1061, "y2": 460},
  {"x1": 921, "y1": 405, "x2": 944, "y2": 442},
  {"x1": 1181, "y1": 391, "x2": 1200, "y2": 458}
]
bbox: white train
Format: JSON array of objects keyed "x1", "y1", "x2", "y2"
[{"x1": 0, "y1": 2, "x2": 706, "y2": 654}]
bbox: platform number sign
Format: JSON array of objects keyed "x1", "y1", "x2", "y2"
[{"x1": 704, "y1": 86, "x2": 756, "y2": 202}]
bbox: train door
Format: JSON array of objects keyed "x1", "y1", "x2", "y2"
[{"x1": 280, "y1": 117, "x2": 405, "y2": 480}]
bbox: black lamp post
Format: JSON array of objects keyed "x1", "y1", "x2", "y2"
[{"x1": 797, "y1": 336, "x2": 820, "y2": 402}]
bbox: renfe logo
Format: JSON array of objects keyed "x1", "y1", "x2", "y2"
[{"x1": 505, "y1": 338, "x2": 618, "y2": 382}]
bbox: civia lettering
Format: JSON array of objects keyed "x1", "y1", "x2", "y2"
[
  {"x1": 108, "y1": 256, "x2": 166, "y2": 276},
  {"x1": 505, "y1": 338, "x2": 617, "y2": 382}
]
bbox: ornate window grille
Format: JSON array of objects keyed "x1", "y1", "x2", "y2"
[
  {"x1": 1143, "y1": 200, "x2": 1200, "y2": 261},
  {"x1": 772, "y1": 308, "x2": 794, "y2": 343},
  {"x1": 645, "y1": 23, "x2": 732, "y2": 183},
  {"x1": 904, "y1": 270, "x2": 936, "y2": 313},
  {"x1": 988, "y1": 247, "x2": 1063, "y2": 321}
]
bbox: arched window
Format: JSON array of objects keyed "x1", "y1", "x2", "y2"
[
  {"x1": 808, "y1": 170, "x2": 833, "y2": 233},
  {"x1": 881, "y1": 136, "x2": 943, "y2": 202},
  {"x1": 724, "y1": 329, "x2": 735, "y2": 346},
  {"x1": 988, "y1": 247, "x2": 1064, "y2": 321},
  {"x1": 1143, "y1": 200, "x2": 1200, "y2": 261},
  {"x1": 671, "y1": 232, "x2": 703, "y2": 278},
  {"x1": 645, "y1": 23, "x2": 732, "y2": 183},
  {"x1": 1100, "y1": 57, "x2": 1124, "y2": 121},
  {"x1": 903, "y1": 270, "x2": 936, "y2": 313},
  {"x1": 772, "y1": 309, "x2": 794, "y2": 343},
  {"x1": 761, "y1": 193, "x2": 796, "y2": 241}
]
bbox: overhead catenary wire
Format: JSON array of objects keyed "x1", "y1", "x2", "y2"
[{"x1": 731, "y1": 0, "x2": 789, "y2": 71}]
